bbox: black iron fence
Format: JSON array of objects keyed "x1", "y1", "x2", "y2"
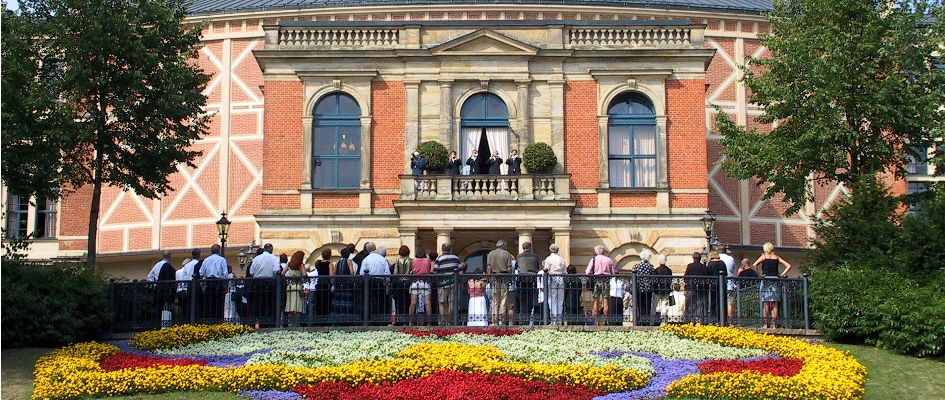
[{"x1": 109, "y1": 272, "x2": 809, "y2": 333}]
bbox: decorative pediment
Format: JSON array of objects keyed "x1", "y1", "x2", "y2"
[{"x1": 431, "y1": 29, "x2": 539, "y2": 56}]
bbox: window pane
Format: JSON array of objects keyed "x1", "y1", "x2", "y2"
[
  {"x1": 338, "y1": 95, "x2": 360, "y2": 115},
  {"x1": 905, "y1": 146, "x2": 928, "y2": 175},
  {"x1": 609, "y1": 160, "x2": 632, "y2": 188},
  {"x1": 634, "y1": 158, "x2": 657, "y2": 187},
  {"x1": 485, "y1": 96, "x2": 508, "y2": 119},
  {"x1": 609, "y1": 125, "x2": 631, "y2": 156},
  {"x1": 312, "y1": 158, "x2": 337, "y2": 189},
  {"x1": 337, "y1": 158, "x2": 361, "y2": 189},
  {"x1": 461, "y1": 95, "x2": 485, "y2": 118},
  {"x1": 632, "y1": 125, "x2": 656, "y2": 155},
  {"x1": 313, "y1": 126, "x2": 337, "y2": 156},
  {"x1": 608, "y1": 100, "x2": 630, "y2": 115},
  {"x1": 338, "y1": 126, "x2": 361, "y2": 156},
  {"x1": 314, "y1": 96, "x2": 336, "y2": 115},
  {"x1": 631, "y1": 98, "x2": 654, "y2": 114}
]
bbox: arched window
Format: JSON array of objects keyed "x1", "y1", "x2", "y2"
[
  {"x1": 608, "y1": 93, "x2": 657, "y2": 188},
  {"x1": 460, "y1": 93, "x2": 510, "y2": 174},
  {"x1": 312, "y1": 93, "x2": 361, "y2": 189}
]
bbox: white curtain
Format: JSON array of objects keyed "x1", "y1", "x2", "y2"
[
  {"x1": 462, "y1": 127, "x2": 481, "y2": 160},
  {"x1": 634, "y1": 126, "x2": 656, "y2": 187},
  {"x1": 609, "y1": 126, "x2": 632, "y2": 187},
  {"x1": 485, "y1": 127, "x2": 509, "y2": 174}
]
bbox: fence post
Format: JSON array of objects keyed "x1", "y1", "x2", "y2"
[
  {"x1": 109, "y1": 279, "x2": 116, "y2": 334},
  {"x1": 132, "y1": 280, "x2": 140, "y2": 330},
  {"x1": 452, "y1": 272, "x2": 460, "y2": 326},
  {"x1": 802, "y1": 273, "x2": 810, "y2": 330},
  {"x1": 189, "y1": 280, "x2": 197, "y2": 324},
  {"x1": 541, "y1": 273, "x2": 549, "y2": 325},
  {"x1": 630, "y1": 273, "x2": 639, "y2": 327},
  {"x1": 275, "y1": 276, "x2": 284, "y2": 328},
  {"x1": 363, "y1": 273, "x2": 370, "y2": 326},
  {"x1": 718, "y1": 270, "x2": 727, "y2": 326}
]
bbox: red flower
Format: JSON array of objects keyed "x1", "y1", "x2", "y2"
[
  {"x1": 294, "y1": 370, "x2": 603, "y2": 400},
  {"x1": 100, "y1": 352, "x2": 207, "y2": 372},
  {"x1": 698, "y1": 357, "x2": 804, "y2": 377},
  {"x1": 401, "y1": 328, "x2": 522, "y2": 338}
]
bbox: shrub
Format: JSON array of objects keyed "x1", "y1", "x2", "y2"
[
  {"x1": 522, "y1": 142, "x2": 557, "y2": 174},
  {"x1": 810, "y1": 175, "x2": 900, "y2": 271},
  {"x1": 416, "y1": 141, "x2": 448, "y2": 173},
  {"x1": 1, "y1": 260, "x2": 110, "y2": 348},
  {"x1": 809, "y1": 265, "x2": 945, "y2": 357}
]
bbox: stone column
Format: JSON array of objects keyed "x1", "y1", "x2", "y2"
[
  {"x1": 405, "y1": 79, "x2": 421, "y2": 174},
  {"x1": 552, "y1": 227, "x2": 572, "y2": 266},
  {"x1": 516, "y1": 80, "x2": 531, "y2": 150},
  {"x1": 517, "y1": 228, "x2": 535, "y2": 255},
  {"x1": 549, "y1": 79, "x2": 565, "y2": 173},
  {"x1": 435, "y1": 228, "x2": 453, "y2": 254},
  {"x1": 439, "y1": 80, "x2": 454, "y2": 150},
  {"x1": 399, "y1": 227, "x2": 417, "y2": 256},
  {"x1": 301, "y1": 116, "x2": 314, "y2": 212}
]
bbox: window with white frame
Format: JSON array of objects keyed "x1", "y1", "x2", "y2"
[
  {"x1": 5, "y1": 194, "x2": 57, "y2": 239},
  {"x1": 608, "y1": 92, "x2": 657, "y2": 188}
]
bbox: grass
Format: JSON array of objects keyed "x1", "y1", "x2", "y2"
[
  {"x1": 827, "y1": 343, "x2": 945, "y2": 400},
  {"x1": 3, "y1": 343, "x2": 943, "y2": 399}
]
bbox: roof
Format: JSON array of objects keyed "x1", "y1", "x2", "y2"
[{"x1": 187, "y1": 0, "x2": 774, "y2": 17}]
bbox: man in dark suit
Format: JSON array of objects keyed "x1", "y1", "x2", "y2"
[
  {"x1": 466, "y1": 150, "x2": 482, "y2": 174},
  {"x1": 487, "y1": 150, "x2": 503, "y2": 175},
  {"x1": 505, "y1": 149, "x2": 522, "y2": 175},
  {"x1": 446, "y1": 151, "x2": 462, "y2": 175}
]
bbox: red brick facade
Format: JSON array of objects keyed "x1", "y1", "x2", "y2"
[
  {"x1": 370, "y1": 80, "x2": 406, "y2": 209},
  {"x1": 263, "y1": 80, "x2": 303, "y2": 210},
  {"x1": 563, "y1": 80, "x2": 599, "y2": 208}
]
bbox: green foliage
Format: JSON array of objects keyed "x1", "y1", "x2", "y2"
[
  {"x1": 1, "y1": 260, "x2": 110, "y2": 348},
  {"x1": 810, "y1": 176, "x2": 901, "y2": 270},
  {"x1": 416, "y1": 141, "x2": 449, "y2": 173},
  {"x1": 2, "y1": 0, "x2": 211, "y2": 268},
  {"x1": 715, "y1": 0, "x2": 945, "y2": 215},
  {"x1": 810, "y1": 266, "x2": 945, "y2": 358},
  {"x1": 809, "y1": 181, "x2": 945, "y2": 357},
  {"x1": 522, "y1": 142, "x2": 558, "y2": 174}
]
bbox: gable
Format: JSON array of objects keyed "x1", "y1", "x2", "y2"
[{"x1": 432, "y1": 29, "x2": 539, "y2": 56}]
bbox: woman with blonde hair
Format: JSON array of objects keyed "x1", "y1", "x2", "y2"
[{"x1": 753, "y1": 242, "x2": 793, "y2": 329}]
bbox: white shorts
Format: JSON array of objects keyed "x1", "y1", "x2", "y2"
[{"x1": 410, "y1": 280, "x2": 430, "y2": 295}]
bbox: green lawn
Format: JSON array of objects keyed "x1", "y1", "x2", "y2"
[{"x1": 3, "y1": 343, "x2": 943, "y2": 399}]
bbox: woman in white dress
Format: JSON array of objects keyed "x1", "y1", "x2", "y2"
[{"x1": 467, "y1": 277, "x2": 488, "y2": 326}]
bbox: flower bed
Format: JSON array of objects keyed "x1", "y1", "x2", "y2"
[{"x1": 31, "y1": 324, "x2": 866, "y2": 400}]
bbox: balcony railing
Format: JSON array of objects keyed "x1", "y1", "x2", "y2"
[{"x1": 399, "y1": 174, "x2": 571, "y2": 201}]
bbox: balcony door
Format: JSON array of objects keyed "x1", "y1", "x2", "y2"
[{"x1": 460, "y1": 93, "x2": 509, "y2": 174}]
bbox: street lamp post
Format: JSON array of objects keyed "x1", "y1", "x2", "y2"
[
  {"x1": 700, "y1": 209, "x2": 717, "y2": 261},
  {"x1": 216, "y1": 212, "x2": 232, "y2": 257}
]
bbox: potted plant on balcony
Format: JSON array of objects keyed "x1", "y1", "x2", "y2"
[
  {"x1": 416, "y1": 141, "x2": 449, "y2": 174},
  {"x1": 523, "y1": 142, "x2": 557, "y2": 174}
]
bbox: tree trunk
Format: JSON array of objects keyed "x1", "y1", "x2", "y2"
[{"x1": 86, "y1": 150, "x2": 104, "y2": 270}]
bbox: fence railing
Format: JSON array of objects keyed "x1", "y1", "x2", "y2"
[{"x1": 109, "y1": 272, "x2": 809, "y2": 333}]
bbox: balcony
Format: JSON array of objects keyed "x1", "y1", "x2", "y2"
[{"x1": 398, "y1": 174, "x2": 571, "y2": 201}]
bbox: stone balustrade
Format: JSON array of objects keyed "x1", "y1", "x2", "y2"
[
  {"x1": 399, "y1": 174, "x2": 571, "y2": 201},
  {"x1": 277, "y1": 28, "x2": 400, "y2": 47},
  {"x1": 568, "y1": 27, "x2": 692, "y2": 47}
]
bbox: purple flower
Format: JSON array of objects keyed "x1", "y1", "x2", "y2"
[
  {"x1": 238, "y1": 390, "x2": 303, "y2": 400},
  {"x1": 110, "y1": 340, "x2": 272, "y2": 367},
  {"x1": 592, "y1": 351, "x2": 701, "y2": 400}
]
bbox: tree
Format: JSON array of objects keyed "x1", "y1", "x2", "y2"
[
  {"x1": 715, "y1": 0, "x2": 945, "y2": 215},
  {"x1": 1, "y1": 0, "x2": 210, "y2": 269}
]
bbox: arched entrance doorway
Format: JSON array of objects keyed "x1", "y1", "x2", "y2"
[
  {"x1": 460, "y1": 92, "x2": 510, "y2": 174},
  {"x1": 464, "y1": 249, "x2": 490, "y2": 274}
]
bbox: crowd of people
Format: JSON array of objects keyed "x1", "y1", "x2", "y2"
[{"x1": 144, "y1": 240, "x2": 795, "y2": 329}]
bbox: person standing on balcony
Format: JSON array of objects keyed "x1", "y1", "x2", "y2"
[
  {"x1": 446, "y1": 151, "x2": 462, "y2": 175},
  {"x1": 487, "y1": 150, "x2": 503, "y2": 175},
  {"x1": 411, "y1": 151, "x2": 426, "y2": 193},
  {"x1": 487, "y1": 239, "x2": 515, "y2": 325},
  {"x1": 506, "y1": 149, "x2": 522, "y2": 175},
  {"x1": 466, "y1": 150, "x2": 482, "y2": 174}
]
